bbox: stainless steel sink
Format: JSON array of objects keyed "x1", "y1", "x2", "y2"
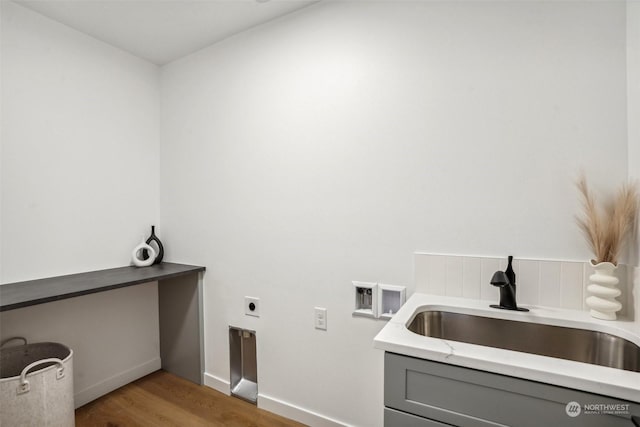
[{"x1": 407, "y1": 310, "x2": 640, "y2": 372}]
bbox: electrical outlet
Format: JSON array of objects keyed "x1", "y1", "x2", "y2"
[
  {"x1": 245, "y1": 296, "x2": 260, "y2": 317},
  {"x1": 314, "y1": 307, "x2": 327, "y2": 330}
]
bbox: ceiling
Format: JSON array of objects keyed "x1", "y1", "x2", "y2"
[{"x1": 14, "y1": 0, "x2": 319, "y2": 65}]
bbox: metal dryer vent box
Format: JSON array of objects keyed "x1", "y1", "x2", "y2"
[{"x1": 229, "y1": 326, "x2": 257, "y2": 404}]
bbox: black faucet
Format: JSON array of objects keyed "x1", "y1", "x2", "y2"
[{"x1": 490, "y1": 256, "x2": 529, "y2": 312}]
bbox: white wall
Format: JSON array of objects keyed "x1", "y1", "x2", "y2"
[
  {"x1": 1, "y1": 1, "x2": 160, "y2": 283},
  {"x1": 629, "y1": 0, "x2": 640, "y2": 184},
  {"x1": 0, "y1": 1, "x2": 161, "y2": 406},
  {"x1": 160, "y1": 2, "x2": 628, "y2": 426},
  {"x1": 628, "y1": 0, "x2": 640, "y2": 332}
]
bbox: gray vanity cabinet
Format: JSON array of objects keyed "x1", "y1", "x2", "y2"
[{"x1": 384, "y1": 352, "x2": 640, "y2": 427}]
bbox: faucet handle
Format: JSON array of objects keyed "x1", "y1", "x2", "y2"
[
  {"x1": 505, "y1": 255, "x2": 516, "y2": 285},
  {"x1": 490, "y1": 271, "x2": 510, "y2": 287}
]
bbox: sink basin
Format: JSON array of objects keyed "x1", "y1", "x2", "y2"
[{"x1": 407, "y1": 310, "x2": 640, "y2": 372}]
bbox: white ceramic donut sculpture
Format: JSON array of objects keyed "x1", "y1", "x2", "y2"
[{"x1": 132, "y1": 242, "x2": 156, "y2": 267}]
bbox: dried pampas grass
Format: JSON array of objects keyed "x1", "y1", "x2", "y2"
[{"x1": 575, "y1": 175, "x2": 639, "y2": 265}]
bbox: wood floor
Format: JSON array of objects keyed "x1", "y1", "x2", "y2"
[{"x1": 75, "y1": 370, "x2": 307, "y2": 427}]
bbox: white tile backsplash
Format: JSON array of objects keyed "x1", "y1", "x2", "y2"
[
  {"x1": 414, "y1": 253, "x2": 633, "y2": 320},
  {"x1": 539, "y1": 261, "x2": 561, "y2": 308},
  {"x1": 560, "y1": 262, "x2": 583, "y2": 310},
  {"x1": 445, "y1": 256, "x2": 463, "y2": 297},
  {"x1": 462, "y1": 257, "x2": 482, "y2": 299},
  {"x1": 516, "y1": 260, "x2": 539, "y2": 306},
  {"x1": 414, "y1": 254, "x2": 430, "y2": 294},
  {"x1": 428, "y1": 255, "x2": 447, "y2": 296}
]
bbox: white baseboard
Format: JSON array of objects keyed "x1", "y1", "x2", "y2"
[
  {"x1": 202, "y1": 372, "x2": 348, "y2": 426},
  {"x1": 258, "y1": 393, "x2": 349, "y2": 427},
  {"x1": 203, "y1": 372, "x2": 230, "y2": 395},
  {"x1": 74, "y1": 357, "x2": 161, "y2": 408}
]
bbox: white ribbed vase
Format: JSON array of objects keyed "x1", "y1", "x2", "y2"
[{"x1": 585, "y1": 261, "x2": 621, "y2": 321}]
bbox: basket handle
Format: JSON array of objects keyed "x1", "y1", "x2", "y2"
[
  {"x1": 17, "y1": 358, "x2": 65, "y2": 395},
  {"x1": 1, "y1": 337, "x2": 27, "y2": 348}
]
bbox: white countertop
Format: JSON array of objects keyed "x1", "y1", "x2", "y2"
[{"x1": 373, "y1": 293, "x2": 640, "y2": 403}]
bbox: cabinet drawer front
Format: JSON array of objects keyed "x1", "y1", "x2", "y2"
[
  {"x1": 385, "y1": 352, "x2": 639, "y2": 427},
  {"x1": 385, "y1": 408, "x2": 449, "y2": 427}
]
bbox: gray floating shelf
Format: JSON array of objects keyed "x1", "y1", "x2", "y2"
[{"x1": 0, "y1": 263, "x2": 206, "y2": 312}]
